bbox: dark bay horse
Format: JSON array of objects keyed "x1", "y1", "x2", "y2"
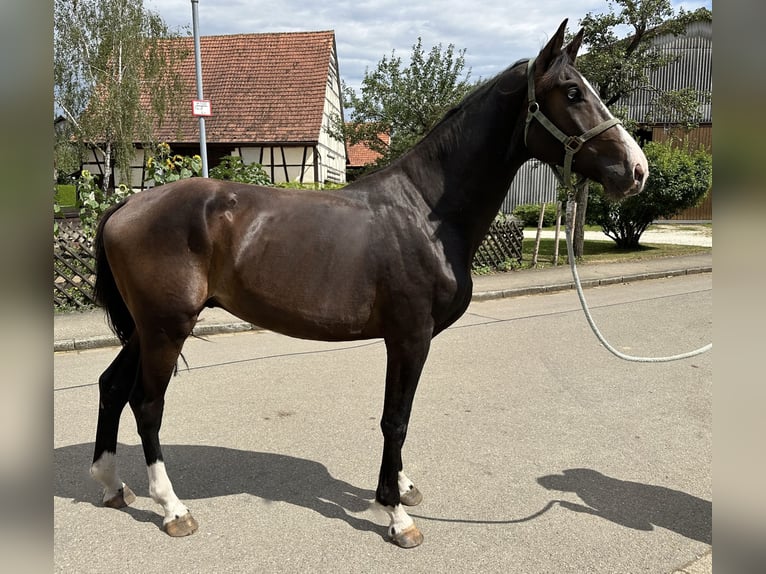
[{"x1": 89, "y1": 20, "x2": 647, "y2": 548}]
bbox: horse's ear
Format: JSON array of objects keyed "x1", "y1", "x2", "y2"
[
  {"x1": 565, "y1": 29, "x2": 584, "y2": 62},
  {"x1": 536, "y1": 19, "x2": 568, "y2": 71}
]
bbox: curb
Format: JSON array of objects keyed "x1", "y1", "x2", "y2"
[
  {"x1": 54, "y1": 265, "x2": 712, "y2": 353},
  {"x1": 470, "y1": 265, "x2": 711, "y2": 301},
  {"x1": 54, "y1": 321, "x2": 258, "y2": 353}
]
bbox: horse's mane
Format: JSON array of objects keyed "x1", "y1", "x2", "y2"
[
  {"x1": 429, "y1": 58, "x2": 529, "y2": 131},
  {"x1": 412, "y1": 58, "x2": 530, "y2": 161}
]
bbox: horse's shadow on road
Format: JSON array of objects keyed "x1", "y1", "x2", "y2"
[
  {"x1": 410, "y1": 468, "x2": 710, "y2": 546},
  {"x1": 54, "y1": 442, "x2": 385, "y2": 538},
  {"x1": 55, "y1": 444, "x2": 711, "y2": 546},
  {"x1": 537, "y1": 468, "x2": 711, "y2": 544}
]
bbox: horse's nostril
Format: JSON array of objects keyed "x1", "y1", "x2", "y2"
[{"x1": 634, "y1": 163, "x2": 645, "y2": 183}]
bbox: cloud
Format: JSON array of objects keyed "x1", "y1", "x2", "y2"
[{"x1": 145, "y1": 0, "x2": 712, "y2": 90}]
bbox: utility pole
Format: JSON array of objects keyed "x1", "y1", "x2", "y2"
[{"x1": 191, "y1": 0, "x2": 209, "y2": 177}]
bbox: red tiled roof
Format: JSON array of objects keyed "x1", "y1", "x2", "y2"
[
  {"x1": 148, "y1": 31, "x2": 336, "y2": 144},
  {"x1": 346, "y1": 132, "x2": 390, "y2": 168}
]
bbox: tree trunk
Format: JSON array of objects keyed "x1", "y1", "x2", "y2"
[
  {"x1": 103, "y1": 141, "x2": 112, "y2": 194},
  {"x1": 573, "y1": 181, "x2": 589, "y2": 258}
]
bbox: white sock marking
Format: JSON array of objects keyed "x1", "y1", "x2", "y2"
[
  {"x1": 387, "y1": 504, "x2": 415, "y2": 536},
  {"x1": 398, "y1": 471, "x2": 415, "y2": 496},
  {"x1": 90, "y1": 452, "x2": 125, "y2": 503},
  {"x1": 147, "y1": 461, "x2": 189, "y2": 524}
]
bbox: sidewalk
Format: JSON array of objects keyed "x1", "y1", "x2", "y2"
[{"x1": 54, "y1": 252, "x2": 712, "y2": 353}]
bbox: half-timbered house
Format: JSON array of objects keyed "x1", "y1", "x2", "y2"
[{"x1": 83, "y1": 30, "x2": 346, "y2": 189}]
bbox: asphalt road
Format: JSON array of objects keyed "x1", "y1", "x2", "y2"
[{"x1": 54, "y1": 273, "x2": 712, "y2": 573}]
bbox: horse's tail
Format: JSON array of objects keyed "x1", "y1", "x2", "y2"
[{"x1": 93, "y1": 201, "x2": 135, "y2": 346}]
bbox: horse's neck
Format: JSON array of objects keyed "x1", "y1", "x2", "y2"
[{"x1": 400, "y1": 91, "x2": 529, "y2": 248}]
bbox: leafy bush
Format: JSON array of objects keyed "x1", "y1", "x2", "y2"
[
  {"x1": 274, "y1": 181, "x2": 346, "y2": 190},
  {"x1": 76, "y1": 170, "x2": 133, "y2": 239},
  {"x1": 512, "y1": 202, "x2": 559, "y2": 227},
  {"x1": 209, "y1": 155, "x2": 271, "y2": 185},
  {"x1": 588, "y1": 140, "x2": 712, "y2": 247}
]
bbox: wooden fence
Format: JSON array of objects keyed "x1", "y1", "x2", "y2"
[
  {"x1": 53, "y1": 217, "x2": 525, "y2": 310},
  {"x1": 472, "y1": 218, "x2": 524, "y2": 272},
  {"x1": 54, "y1": 220, "x2": 96, "y2": 310}
]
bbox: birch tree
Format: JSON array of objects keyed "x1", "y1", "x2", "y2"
[{"x1": 54, "y1": 0, "x2": 186, "y2": 191}]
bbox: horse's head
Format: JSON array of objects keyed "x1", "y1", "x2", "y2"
[{"x1": 524, "y1": 20, "x2": 648, "y2": 200}]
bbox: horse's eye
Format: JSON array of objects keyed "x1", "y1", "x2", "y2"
[{"x1": 567, "y1": 87, "x2": 581, "y2": 102}]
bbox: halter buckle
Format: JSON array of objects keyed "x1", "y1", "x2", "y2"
[{"x1": 564, "y1": 136, "x2": 584, "y2": 153}]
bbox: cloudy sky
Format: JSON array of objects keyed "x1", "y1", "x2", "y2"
[{"x1": 144, "y1": 0, "x2": 712, "y2": 90}]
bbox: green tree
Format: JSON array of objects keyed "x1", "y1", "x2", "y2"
[
  {"x1": 336, "y1": 38, "x2": 474, "y2": 170},
  {"x1": 54, "y1": 0, "x2": 187, "y2": 192},
  {"x1": 566, "y1": 0, "x2": 712, "y2": 255},
  {"x1": 577, "y1": 0, "x2": 711, "y2": 125},
  {"x1": 587, "y1": 140, "x2": 712, "y2": 248}
]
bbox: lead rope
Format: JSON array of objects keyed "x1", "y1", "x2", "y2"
[{"x1": 564, "y1": 198, "x2": 712, "y2": 363}]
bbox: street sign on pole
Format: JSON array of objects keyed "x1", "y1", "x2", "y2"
[{"x1": 192, "y1": 99, "x2": 212, "y2": 116}]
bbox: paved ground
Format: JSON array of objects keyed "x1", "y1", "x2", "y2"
[{"x1": 54, "y1": 268, "x2": 712, "y2": 573}]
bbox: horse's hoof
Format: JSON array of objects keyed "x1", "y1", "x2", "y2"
[
  {"x1": 104, "y1": 485, "x2": 136, "y2": 509},
  {"x1": 400, "y1": 486, "x2": 423, "y2": 507},
  {"x1": 390, "y1": 524, "x2": 423, "y2": 548},
  {"x1": 162, "y1": 513, "x2": 199, "y2": 537}
]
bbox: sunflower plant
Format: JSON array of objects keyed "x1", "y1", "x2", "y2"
[{"x1": 145, "y1": 142, "x2": 202, "y2": 186}]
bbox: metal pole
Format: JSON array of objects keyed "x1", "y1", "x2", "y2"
[{"x1": 191, "y1": 0, "x2": 208, "y2": 177}]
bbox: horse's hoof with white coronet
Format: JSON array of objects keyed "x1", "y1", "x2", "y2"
[
  {"x1": 103, "y1": 485, "x2": 136, "y2": 509},
  {"x1": 400, "y1": 485, "x2": 423, "y2": 506},
  {"x1": 162, "y1": 512, "x2": 199, "y2": 537},
  {"x1": 390, "y1": 524, "x2": 424, "y2": 548}
]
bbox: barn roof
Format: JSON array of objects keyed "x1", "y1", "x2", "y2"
[
  {"x1": 149, "y1": 30, "x2": 337, "y2": 144},
  {"x1": 346, "y1": 132, "x2": 390, "y2": 168}
]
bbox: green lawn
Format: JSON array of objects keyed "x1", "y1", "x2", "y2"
[
  {"x1": 55, "y1": 184, "x2": 78, "y2": 207},
  {"x1": 520, "y1": 237, "x2": 711, "y2": 269}
]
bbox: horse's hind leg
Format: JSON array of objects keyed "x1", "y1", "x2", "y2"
[
  {"x1": 90, "y1": 337, "x2": 140, "y2": 508},
  {"x1": 129, "y1": 321, "x2": 198, "y2": 537},
  {"x1": 377, "y1": 333, "x2": 431, "y2": 548}
]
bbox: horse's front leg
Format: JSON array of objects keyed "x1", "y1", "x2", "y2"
[
  {"x1": 130, "y1": 329, "x2": 198, "y2": 537},
  {"x1": 377, "y1": 333, "x2": 431, "y2": 548}
]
